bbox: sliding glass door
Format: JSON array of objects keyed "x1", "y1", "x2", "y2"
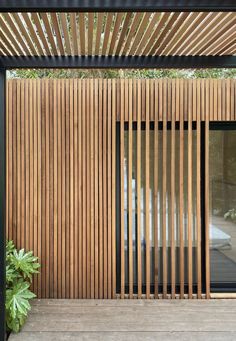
[
  {"x1": 210, "y1": 124, "x2": 236, "y2": 291},
  {"x1": 117, "y1": 122, "x2": 201, "y2": 295},
  {"x1": 118, "y1": 121, "x2": 236, "y2": 295}
]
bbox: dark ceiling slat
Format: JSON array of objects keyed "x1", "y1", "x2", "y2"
[
  {"x1": 0, "y1": 0, "x2": 236, "y2": 12},
  {"x1": 0, "y1": 55, "x2": 236, "y2": 69}
]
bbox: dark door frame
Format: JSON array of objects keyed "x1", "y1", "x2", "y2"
[
  {"x1": 0, "y1": 68, "x2": 6, "y2": 340},
  {"x1": 209, "y1": 122, "x2": 236, "y2": 292}
]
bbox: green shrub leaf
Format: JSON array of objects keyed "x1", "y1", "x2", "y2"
[
  {"x1": 6, "y1": 281, "x2": 35, "y2": 317},
  {"x1": 9, "y1": 248, "x2": 40, "y2": 281},
  {"x1": 5, "y1": 240, "x2": 40, "y2": 333}
]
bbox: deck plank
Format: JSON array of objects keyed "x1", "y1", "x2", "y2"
[
  {"x1": 9, "y1": 299, "x2": 236, "y2": 340},
  {"x1": 9, "y1": 331, "x2": 236, "y2": 341}
]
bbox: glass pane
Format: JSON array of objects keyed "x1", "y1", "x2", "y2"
[{"x1": 210, "y1": 130, "x2": 236, "y2": 289}]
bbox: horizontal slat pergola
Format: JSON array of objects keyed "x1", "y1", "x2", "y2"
[
  {"x1": 0, "y1": 1, "x2": 236, "y2": 339},
  {"x1": 0, "y1": 2, "x2": 235, "y2": 68},
  {"x1": 0, "y1": 11, "x2": 236, "y2": 58}
]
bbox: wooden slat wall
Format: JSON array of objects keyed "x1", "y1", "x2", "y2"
[
  {"x1": 6, "y1": 79, "x2": 236, "y2": 299},
  {"x1": 117, "y1": 79, "x2": 236, "y2": 122},
  {"x1": 6, "y1": 79, "x2": 116, "y2": 299}
]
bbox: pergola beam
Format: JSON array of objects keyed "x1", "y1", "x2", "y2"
[
  {"x1": 1, "y1": 55, "x2": 236, "y2": 69},
  {"x1": 0, "y1": 0, "x2": 236, "y2": 12}
]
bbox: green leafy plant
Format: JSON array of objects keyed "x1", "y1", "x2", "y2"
[
  {"x1": 6, "y1": 240, "x2": 40, "y2": 333},
  {"x1": 224, "y1": 209, "x2": 236, "y2": 223}
]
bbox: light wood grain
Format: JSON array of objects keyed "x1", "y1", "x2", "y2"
[
  {"x1": 1, "y1": 12, "x2": 236, "y2": 58},
  {"x1": 137, "y1": 80, "x2": 142, "y2": 299},
  {"x1": 120, "y1": 79, "x2": 125, "y2": 298},
  {"x1": 7, "y1": 79, "x2": 236, "y2": 300},
  {"x1": 179, "y1": 79, "x2": 184, "y2": 299},
  {"x1": 162, "y1": 80, "x2": 167, "y2": 298},
  {"x1": 154, "y1": 80, "x2": 159, "y2": 298},
  {"x1": 188, "y1": 80, "x2": 193, "y2": 299},
  {"x1": 128, "y1": 79, "x2": 133, "y2": 298},
  {"x1": 171, "y1": 80, "x2": 176, "y2": 299}
]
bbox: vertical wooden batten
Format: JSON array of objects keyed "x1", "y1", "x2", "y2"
[
  {"x1": 107, "y1": 79, "x2": 112, "y2": 299},
  {"x1": 171, "y1": 80, "x2": 176, "y2": 299},
  {"x1": 162, "y1": 80, "x2": 167, "y2": 299},
  {"x1": 128, "y1": 79, "x2": 133, "y2": 298},
  {"x1": 137, "y1": 80, "x2": 142, "y2": 299},
  {"x1": 120, "y1": 79, "x2": 125, "y2": 299},
  {"x1": 205, "y1": 79, "x2": 210, "y2": 299},
  {"x1": 111, "y1": 79, "x2": 116, "y2": 299},
  {"x1": 145, "y1": 80, "x2": 150, "y2": 299},
  {"x1": 179, "y1": 79, "x2": 184, "y2": 299},
  {"x1": 154, "y1": 80, "x2": 159, "y2": 298},
  {"x1": 188, "y1": 80, "x2": 193, "y2": 299},
  {"x1": 196, "y1": 79, "x2": 202, "y2": 299},
  {"x1": 94, "y1": 79, "x2": 99, "y2": 299}
]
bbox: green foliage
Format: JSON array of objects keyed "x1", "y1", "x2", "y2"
[
  {"x1": 224, "y1": 209, "x2": 236, "y2": 223},
  {"x1": 6, "y1": 240, "x2": 40, "y2": 333},
  {"x1": 8, "y1": 68, "x2": 236, "y2": 80}
]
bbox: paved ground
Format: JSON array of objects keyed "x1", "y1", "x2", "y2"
[{"x1": 9, "y1": 299, "x2": 236, "y2": 340}]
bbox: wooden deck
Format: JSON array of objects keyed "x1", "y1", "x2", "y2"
[{"x1": 9, "y1": 299, "x2": 236, "y2": 340}]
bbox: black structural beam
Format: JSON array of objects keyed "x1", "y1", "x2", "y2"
[
  {"x1": 0, "y1": 0, "x2": 236, "y2": 12},
  {"x1": 0, "y1": 69, "x2": 6, "y2": 340},
  {"x1": 0, "y1": 55, "x2": 236, "y2": 69}
]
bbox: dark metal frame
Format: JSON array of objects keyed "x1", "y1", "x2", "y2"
[
  {"x1": 0, "y1": 1, "x2": 235, "y2": 339},
  {"x1": 0, "y1": 0, "x2": 236, "y2": 12},
  {"x1": 209, "y1": 122, "x2": 236, "y2": 293},
  {"x1": 0, "y1": 56, "x2": 236, "y2": 69},
  {"x1": 0, "y1": 69, "x2": 6, "y2": 341}
]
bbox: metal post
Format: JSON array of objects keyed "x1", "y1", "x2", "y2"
[{"x1": 0, "y1": 68, "x2": 6, "y2": 340}]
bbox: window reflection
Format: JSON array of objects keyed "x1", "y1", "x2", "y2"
[{"x1": 210, "y1": 130, "x2": 236, "y2": 289}]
